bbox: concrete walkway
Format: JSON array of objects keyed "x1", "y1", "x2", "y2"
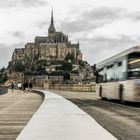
[
  {"x1": 0, "y1": 90, "x2": 43, "y2": 140},
  {"x1": 17, "y1": 90, "x2": 117, "y2": 140}
]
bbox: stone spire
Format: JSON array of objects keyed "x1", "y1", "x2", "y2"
[
  {"x1": 51, "y1": 9, "x2": 54, "y2": 25},
  {"x1": 48, "y1": 8, "x2": 56, "y2": 36}
]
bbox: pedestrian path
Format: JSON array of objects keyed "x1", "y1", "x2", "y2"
[
  {"x1": 17, "y1": 90, "x2": 117, "y2": 140},
  {"x1": 0, "y1": 90, "x2": 43, "y2": 140}
]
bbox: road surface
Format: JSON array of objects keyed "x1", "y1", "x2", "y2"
[{"x1": 52, "y1": 90, "x2": 140, "y2": 140}]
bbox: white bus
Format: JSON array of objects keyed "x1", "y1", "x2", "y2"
[{"x1": 95, "y1": 46, "x2": 140, "y2": 102}]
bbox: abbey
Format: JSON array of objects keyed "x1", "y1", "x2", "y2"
[
  {"x1": 6, "y1": 10, "x2": 95, "y2": 85},
  {"x1": 10, "y1": 10, "x2": 82, "y2": 67}
]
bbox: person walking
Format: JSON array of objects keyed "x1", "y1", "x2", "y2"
[
  {"x1": 17, "y1": 82, "x2": 22, "y2": 93},
  {"x1": 23, "y1": 81, "x2": 28, "y2": 93},
  {"x1": 10, "y1": 82, "x2": 14, "y2": 93},
  {"x1": 28, "y1": 81, "x2": 33, "y2": 93}
]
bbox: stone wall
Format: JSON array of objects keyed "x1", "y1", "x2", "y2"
[{"x1": 44, "y1": 83, "x2": 95, "y2": 92}]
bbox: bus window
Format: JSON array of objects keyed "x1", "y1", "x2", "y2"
[
  {"x1": 128, "y1": 52, "x2": 140, "y2": 79},
  {"x1": 106, "y1": 65, "x2": 114, "y2": 82},
  {"x1": 128, "y1": 71, "x2": 140, "y2": 79},
  {"x1": 118, "y1": 62, "x2": 122, "y2": 67}
]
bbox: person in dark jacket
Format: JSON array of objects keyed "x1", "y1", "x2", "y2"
[
  {"x1": 23, "y1": 81, "x2": 28, "y2": 93},
  {"x1": 10, "y1": 82, "x2": 14, "y2": 92},
  {"x1": 28, "y1": 81, "x2": 33, "y2": 93}
]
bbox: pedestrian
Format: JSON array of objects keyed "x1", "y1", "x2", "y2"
[
  {"x1": 23, "y1": 81, "x2": 28, "y2": 93},
  {"x1": 10, "y1": 82, "x2": 14, "y2": 93},
  {"x1": 28, "y1": 81, "x2": 33, "y2": 93},
  {"x1": 25, "y1": 81, "x2": 29, "y2": 94},
  {"x1": 17, "y1": 82, "x2": 22, "y2": 93}
]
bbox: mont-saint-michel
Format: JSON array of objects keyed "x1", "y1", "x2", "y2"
[{"x1": 1, "y1": 10, "x2": 94, "y2": 86}]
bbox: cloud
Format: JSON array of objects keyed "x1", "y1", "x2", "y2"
[
  {"x1": 0, "y1": 0, "x2": 48, "y2": 9},
  {"x1": 37, "y1": 20, "x2": 49, "y2": 30},
  {"x1": 21, "y1": 0, "x2": 47, "y2": 7},
  {"x1": 60, "y1": 7, "x2": 126, "y2": 33},
  {"x1": 79, "y1": 34, "x2": 140, "y2": 65},
  {"x1": 128, "y1": 11, "x2": 140, "y2": 22},
  {"x1": 11, "y1": 31, "x2": 25, "y2": 39}
]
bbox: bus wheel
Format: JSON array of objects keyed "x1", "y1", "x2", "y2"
[
  {"x1": 119, "y1": 84, "x2": 124, "y2": 103},
  {"x1": 99, "y1": 85, "x2": 102, "y2": 98}
]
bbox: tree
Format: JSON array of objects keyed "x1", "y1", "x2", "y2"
[
  {"x1": 23, "y1": 69, "x2": 33, "y2": 75},
  {"x1": 0, "y1": 74, "x2": 7, "y2": 84},
  {"x1": 36, "y1": 64, "x2": 47, "y2": 75},
  {"x1": 62, "y1": 61, "x2": 73, "y2": 71},
  {"x1": 63, "y1": 72, "x2": 70, "y2": 81},
  {"x1": 0, "y1": 67, "x2": 5, "y2": 73},
  {"x1": 14, "y1": 61, "x2": 25, "y2": 72},
  {"x1": 49, "y1": 71, "x2": 64, "y2": 76},
  {"x1": 65, "y1": 52, "x2": 75, "y2": 60},
  {"x1": 79, "y1": 60, "x2": 85, "y2": 67}
]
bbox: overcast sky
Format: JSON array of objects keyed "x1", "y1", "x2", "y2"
[{"x1": 0, "y1": 0, "x2": 140, "y2": 68}]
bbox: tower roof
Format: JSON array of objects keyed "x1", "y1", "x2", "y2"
[
  {"x1": 48, "y1": 9, "x2": 56, "y2": 32},
  {"x1": 51, "y1": 9, "x2": 54, "y2": 25}
]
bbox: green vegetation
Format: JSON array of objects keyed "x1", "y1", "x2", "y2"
[
  {"x1": 79, "y1": 60, "x2": 85, "y2": 67},
  {"x1": 0, "y1": 73, "x2": 7, "y2": 84},
  {"x1": 14, "y1": 61, "x2": 25, "y2": 72},
  {"x1": 0, "y1": 67, "x2": 7, "y2": 84},
  {"x1": 63, "y1": 72, "x2": 70, "y2": 81},
  {"x1": 49, "y1": 71, "x2": 64, "y2": 76},
  {"x1": 50, "y1": 60, "x2": 63, "y2": 65},
  {"x1": 62, "y1": 61, "x2": 73, "y2": 71},
  {"x1": 35, "y1": 64, "x2": 47, "y2": 75},
  {"x1": 36, "y1": 59, "x2": 47, "y2": 65},
  {"x1": 23, "y1": 69, "x2": 33, "y2": 75},
  {"x1": 71, "y1": 70, "x2": 78, "y2": 74},
  {"x1": 65, "y1": 52, "x2": 75, "y2": 60}
]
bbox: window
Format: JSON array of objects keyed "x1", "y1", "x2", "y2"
[
  {"x1": 118, "y1": 62, "x2": 122, "y2": 67},
  {"x1": 107, "y1": 64, "x2": 113, "y2": 69},
  {"x1": 97, "y1": 68, "x2": 104, "y2": 83}
]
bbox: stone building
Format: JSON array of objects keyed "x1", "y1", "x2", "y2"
[
  {"x1": 9, "y1": 10, "x2": 82, "y2": 67},
  {"x1": 11, "y1": 48, "x2": 25, "y2": 65}
]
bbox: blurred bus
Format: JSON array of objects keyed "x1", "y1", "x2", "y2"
[{"x1": 95, "y1": 46, "x2": 140, "y2": 102}]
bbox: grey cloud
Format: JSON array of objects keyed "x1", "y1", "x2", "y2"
[
  {"x1": 12, "y1": 31, "x2": 25, "y2": 39},
  {"x1": 61, "y1": 7, "x2": 126, "y2": 33},
  {"x1": 78, "y1": 35, "x2": 140, "y2": 65},
  {"x1": 128, "y1": 11, "x2": 140, "y2": 22},
  {"x1": 37, "y1": 20, "x2": 49, "y2": 29},
  {"x1": 21, "y1": 0, "x2": 47, "y2": 7},
  {"x1": 0, "y1": 1, "x2": 15, "y2": 8},
  {"x1": 0, "y1": 0, "x2": 48, "y2": 9},
  {"x1": 81, "y1": 7, "x2": 124, "y2": 20}
]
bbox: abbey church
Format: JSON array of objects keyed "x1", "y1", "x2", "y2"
[{"x1": 10, "y1": 10, "x2": 82, "y2": 67}]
